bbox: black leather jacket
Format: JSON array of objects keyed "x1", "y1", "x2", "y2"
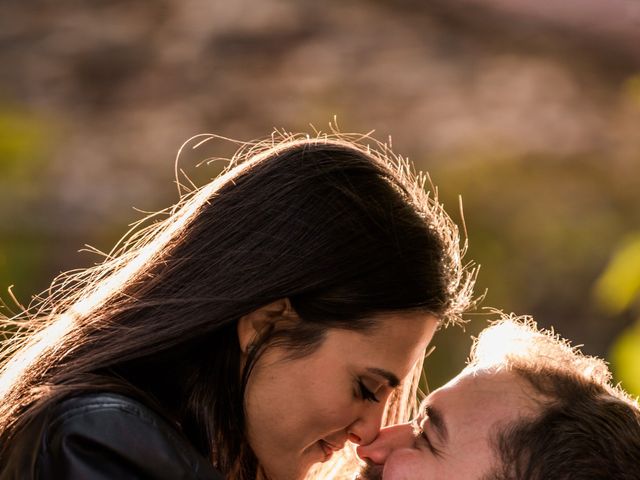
[{"x1": 0, "y1": 392, "x2": 224, "y2": 479}]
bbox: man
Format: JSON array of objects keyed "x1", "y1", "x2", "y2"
[{"x1": 356, "y1": 317, "x2": 640, "y2": 479}]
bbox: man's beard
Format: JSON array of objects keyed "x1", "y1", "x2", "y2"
[{"x1": 354, "y1": 463, "x2": 383, "y2": 480}]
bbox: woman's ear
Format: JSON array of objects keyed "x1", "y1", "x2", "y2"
[{"x1": 237, "y1": 297, "x2": 295, "y2": 354}]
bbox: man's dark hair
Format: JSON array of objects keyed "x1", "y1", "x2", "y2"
[{"x1": 472, "y1": 318, "x2": 640, "y2": 480}]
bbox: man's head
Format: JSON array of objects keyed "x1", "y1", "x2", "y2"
[{"x1": 356, "y1": 317, "x2": 640, "y2": 480}]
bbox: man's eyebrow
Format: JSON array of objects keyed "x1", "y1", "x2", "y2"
[
  {"x1": 423, "y1": 403, "x2": 449, "y2": 444},
  {"x1": 366, "y1": 367, "x2": 400, "y2": 388}
]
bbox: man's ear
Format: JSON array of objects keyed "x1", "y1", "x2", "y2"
[{"x1": 237, "y1": 297, "x2": 296, "y2": 354}]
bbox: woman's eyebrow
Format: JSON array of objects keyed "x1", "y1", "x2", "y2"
[{"x1": 366, "y1": 367, "x2": 400, "y2": 388}]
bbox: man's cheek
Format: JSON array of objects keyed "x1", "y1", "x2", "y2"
[{"x1": 382, "y1": 448, "x2": 430, "y2": 480}]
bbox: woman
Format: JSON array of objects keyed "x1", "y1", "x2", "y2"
[{"x1": 0, "y1": 132, "x2": 474, "y2": 480}]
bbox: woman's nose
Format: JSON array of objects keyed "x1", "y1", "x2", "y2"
[
  {"x1": 347, "y1": 402, "x2": 387, "y2": 446},
  {"x1": 356, "y1": 423, "x2": 415, "y2": 465}
]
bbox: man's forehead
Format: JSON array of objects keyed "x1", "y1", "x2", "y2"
[{"x1": 421, "y1": 368, "x2": 536, "y2": 424}]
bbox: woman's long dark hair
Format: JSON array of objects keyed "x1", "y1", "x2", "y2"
[{"x1": 0, "y1": 132, "x2": 475, "y2": 478}]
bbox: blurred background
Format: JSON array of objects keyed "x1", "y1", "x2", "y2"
[{"x1": 1, "y1": 0, "x2": 639, "y2": 394}]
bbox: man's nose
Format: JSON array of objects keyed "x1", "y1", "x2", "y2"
[{"x1": 356, "y1": 422, "x2": 415, "y2": 465}]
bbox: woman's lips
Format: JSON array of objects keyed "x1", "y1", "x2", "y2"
[{"x1": 318, "y1": 439, "x2": 340, "y2": 461}]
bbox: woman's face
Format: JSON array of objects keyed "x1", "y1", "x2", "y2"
[{"x1": 243, "y1": 312, "x2": 438, "y2": 480}]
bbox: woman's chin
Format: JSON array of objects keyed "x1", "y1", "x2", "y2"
[{"x1": 260, "y1": 454, "x2": 318, "y2": 480}]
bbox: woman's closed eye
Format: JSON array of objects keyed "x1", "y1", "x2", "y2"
[{"x1": 357, "y1": 379, "x2": 380, "y2": 403}]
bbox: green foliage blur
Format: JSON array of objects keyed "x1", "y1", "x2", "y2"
[
  {"x1": 596, "y1": 235, "x2": 640, "y2": 396},
  {"x1": 0, "y1": 106, "x2": 52, "y2": 308}
]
